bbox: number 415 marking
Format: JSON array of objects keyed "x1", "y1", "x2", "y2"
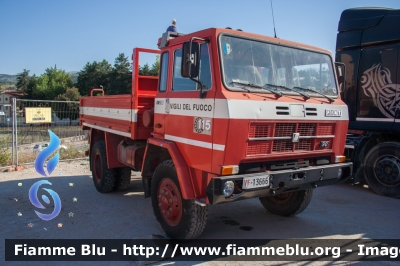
[{"x1": 193, "y1": 117, "x2": 212, "y2": 135}]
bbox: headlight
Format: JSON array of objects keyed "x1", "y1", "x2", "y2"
[{"x1": 223, "y1": 181, "x2": 235, "y2": 197}]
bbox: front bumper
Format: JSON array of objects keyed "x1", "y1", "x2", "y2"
[{"x1": 206, "y1": 162, "x2": 352, "y2": 205}]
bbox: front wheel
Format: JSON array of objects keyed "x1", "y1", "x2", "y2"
[
  {"x1": 259, "y1": 189, "x2": 313, "y2": 216},
  {"x1": 151, "y1": 160, "x2": 207, "y2": 239},
  {"x1": 364, "y1": 142, "x2": 400, "y2": 198},
  {"x1": 91, "y1": 140, "x2": 116, "y2": 193}
]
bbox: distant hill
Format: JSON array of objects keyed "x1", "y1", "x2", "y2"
[
  {"x1": 0, "y1": 74, "x2": 17, "y2": 84},
  {"x1": 0, "y1": 72, "x2": 80, "y2": 85}
]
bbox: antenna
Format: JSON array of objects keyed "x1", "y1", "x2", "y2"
[{"x1": 270, "y1": 0, "x2": 277, "y2": 38}]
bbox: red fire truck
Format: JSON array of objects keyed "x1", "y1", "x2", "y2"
[{"x1": 80, "y1": 28, "x2": 352, "y2": 239}]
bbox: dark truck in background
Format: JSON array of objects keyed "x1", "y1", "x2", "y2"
[{"x1": 336, "y1": 7, "x2": 400, "y2": 198}]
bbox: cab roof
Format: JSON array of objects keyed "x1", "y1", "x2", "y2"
[
  {"x1": 158, "y1": 27, "x2": 332, "y2": 55},
  {"x1": 336, "y1": 7, "x2": 400, "y2": 51}
]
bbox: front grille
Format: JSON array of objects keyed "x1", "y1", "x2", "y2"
[
  {"x1": 274, "y1": 123, "x2": 295, "y2": 137},
  {"x1": 317, "y1": 123, "x2": 335, "y2": 135},
  {"x1": 246, "y1": 122, "x2": 335, "y2": 156},
  {"x1": 247, "y1": 141, "x2": 271, "y2": 155},
  {"x1": 249, "y1": 123, "x2": 272, "y2": 138},
  {"x1": 296, "y1": 139, "x2": 312, "y2": 151},
  {"x1": 272, "y1": 139, "x2": 292, "y2": 153},
  {"x1": 298, "y1": 123, "x2": 316, "y2": 136}
]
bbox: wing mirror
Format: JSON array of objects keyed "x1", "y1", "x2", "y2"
[
  {"x1": 181, "y1": 39, "x2": 208, "y2": 98},
  {"x1": 181, "y1": 41, "x2": 200, "y2": 78}
]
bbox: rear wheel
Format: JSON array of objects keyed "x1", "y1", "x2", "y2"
[
  {"x1": 91, "y1": 140, "x2": 116, "y2": 193},
  {"x1": 114, "y1": 167, "x2": 131, "y2": 191},
  {"x1": 364, "y1": 142, "x2": 400, "y2": 198},
  {"x1": 151, "y1": 160, "x2": 207, "y2": 239},
  {"x1": 259, "y1": 189, "x2": 313, "y2": 216}
]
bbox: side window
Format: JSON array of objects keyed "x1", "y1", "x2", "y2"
[
  {"x1": 158, "y1": 52, "x2": 169, "y2": 92},
  {"x1": 173, "y1": 43, "x2": 212, "y2": 91}
]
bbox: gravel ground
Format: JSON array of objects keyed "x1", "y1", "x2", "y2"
[{"x1": 1, "y1": 160, "x2": 400, "y2": 266}]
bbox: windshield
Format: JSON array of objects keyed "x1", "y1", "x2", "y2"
[{"x1": 220, "y1": 35, "x2": 338, "y2": 97}]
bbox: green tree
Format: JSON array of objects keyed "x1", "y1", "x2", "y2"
[
  {"x1": 54, "y1": 87, "x2": 81, "y2": 120},
  {"x1": 139, "y1": 55, "x2": 159, "y2": 76},
  {"x1": 54, "y1": 87, "x2": 81, "y2": 101},
  {"x1": 32, "y1": 66, "x2": 73, "y2": 100},
  {"x1": 109, "y1": 53, "x2": 132, "y2": 94},
  {"x1": 76, "y1": 60, "x2": 112, "y2": 96},
  {"x1": 0, "y1": 84, "x2": 16, "y2": 92},
  {"x1": 16, "y1": 69, "x2": 30, "y2": 94},
  {"x1": 150, "y1": 55, "x2": 160, "y2": 76},
  {"x1": 139, "y1": 63, "x2": 151, "y2": 76},
  {"x1": 26, "y1": 74, "x2": 37, "y2": 99}
]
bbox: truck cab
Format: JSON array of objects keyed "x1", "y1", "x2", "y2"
[
  {"x1": 81, "y1": 27, "x2": 352, "y2": 239},
  {"x1": 336, "y1": 8, "x2": 400, "y2": 198}
]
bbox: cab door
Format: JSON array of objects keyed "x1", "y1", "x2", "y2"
[
  {"x1": 164, "y1": 42, "x2": 216, "y2": 172},
  {"x1": 153, "y1": 51, "x2": 169, "y2": 135}
]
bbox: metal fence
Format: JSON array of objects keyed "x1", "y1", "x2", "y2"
[{"x1": 0, "y1": 99, "x2": 88, "y2": 167}]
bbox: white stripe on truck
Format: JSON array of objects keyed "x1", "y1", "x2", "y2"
[
  {"x1": 165, "y1": 134, "x2": 225, "y2": 151},
  {"x1": 82, "y1": 122, "x2": 131, "y2": 137},
  {"x1": 154, "y1": 98, "x2": 349, "y2": 120},
  {"x1": 80, "y1": 107, "x2": 137, "y2": 122}
]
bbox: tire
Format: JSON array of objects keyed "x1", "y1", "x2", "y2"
[
  {"x1": 363, "y1": 142, "x2": 400, "y2": 198},
  {"x1": 259, "y1": 188, "x2": 313, "y2": 217},
  {"x1": 151, "y1": 160, "x2": 207, "y2": 239},
  {"x1": 114, "y1": 167, "x2": 131, "y2": 191},
  {"x1": 91, "y1": 140, "x2": 116, "y2": 193}
]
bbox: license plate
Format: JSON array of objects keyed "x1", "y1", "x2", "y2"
[{"x1": 242, "y1": 175, "x2": 270, "y2": 189}]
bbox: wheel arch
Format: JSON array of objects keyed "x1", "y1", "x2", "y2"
[
  {"x1": 89, "y1": 129, "x2": 127, "y2": 170},
  {"x1": 104, "y1": 132, "x2": 126, "y2": 168},
  {"x1": 89, "y1": 128, "x2": 105, "y2": 171},
  {"x1": 142, "y1": 138, "x2": 196, "y2": 200},
  {"x1": 91, "y1": 140, "x2": 116, "y2": 193}
]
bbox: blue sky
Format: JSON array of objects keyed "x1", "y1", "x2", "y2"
[{"x1": 1, "y1": 0, "x2": 399, "y2": 76}]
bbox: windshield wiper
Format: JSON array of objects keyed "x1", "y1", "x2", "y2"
[
  {"x1": 293, "y1": 86, "x2": 334, "y2": 103},
  {"x1": 265, "y1": 83, "x2": 310, "y2": 100},
  {"x1": 231, "y1": 81, "x2": 282, "y2": 97},
  {"x1": 229, "y1": 81, "x2": 251, "y2": 93}
]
